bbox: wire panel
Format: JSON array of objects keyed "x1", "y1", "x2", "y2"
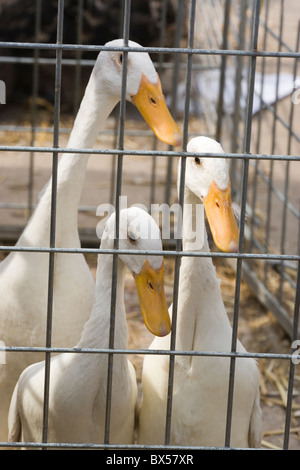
[{"x1": 0, "y1": 0, "x2": 299, "y2": 451}]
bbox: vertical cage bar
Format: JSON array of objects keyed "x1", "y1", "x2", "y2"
[
  {"x1": 263, "y1": 0, "x2": 284, "y2": 287},
  {"x1": 28, "y1": 0, "x2": 42, "y2": 218},
  {"x1": 249, "y1": 0, "x2": 270, "y2": 260},
  {"x1": 104, "y1": 0, "x2": 131, "y2": 445},
  {"x1": 279, "y1": 21, "x2": 300, "y2": 303},
  {"x1": 109, "y1": 2, "x2": 126, "y2": 207},
  {"x1": 231, "y1": 0, "x2": 247, "y2": 154},
  {"x1": 150, "y1": 0, "x2": 169, "y2": 207},
  {"x1": 230, "y1": 0, "x2": 248, "y2": 200},
  {"x1": 164, "y1": 0, "x2": 185, "y2": 206},
  {"x1": 225, "y1": 0, "x2": 261, "y2": 448},
  {"x1": 73, "y1": 0, "x2": 84, "y2": 115},
  {"x1": 216, "y1": 0, "x2": 231, "y2": 142},
  {"x1": 283, "y1": 218, "x2": 300, "y2": 449},
  {"x1": 42, "y1": 0, "x2": 64, "y2": 445},
  {"x1": 164, "y1": 0, "x2": 196, "y2": 446}
]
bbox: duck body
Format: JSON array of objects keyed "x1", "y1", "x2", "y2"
[
  {"x1": 0, "y1": 180, "x2": 95, "y2": 443},
  {"x1": 138, "y1": 137, "x2": 261, "y2": 448},
  {"x1": 8, "y1": 207, "x2": 171, "y2": 445},
  {"x1": 139, "y1": 252, "x2": 261, "y2": 447},
  {"x1": 9, "y1": 261, "x2": 137, "y2": 445},
  {"x1": 0, "y1": 39, "x2": 180, "y2": 442}
]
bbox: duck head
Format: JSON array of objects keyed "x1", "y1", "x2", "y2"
[
  {"x1": 183, "y1": 136, "x2": 239, "y2": 253},
  {"x1": 102, "y1": 207, "x2": 171, "y2": 337},
  {"x1": 94, "y1": 39, "x2": 182, "y2": 147}
]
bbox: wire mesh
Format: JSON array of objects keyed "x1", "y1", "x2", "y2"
[{"x1": 0, "y1": 0, "x2": 299, "y2": 451}]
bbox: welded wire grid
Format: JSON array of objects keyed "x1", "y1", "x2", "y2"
[{"x1": 0, "y1": 0, "x2": 299, "y2": 450}]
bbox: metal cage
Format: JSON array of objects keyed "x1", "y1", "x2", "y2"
[{"x1": 0, "y1": 0, "x2": 299, "y2": 450}]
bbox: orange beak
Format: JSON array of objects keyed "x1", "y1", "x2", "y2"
[
  {"x1": 131, "y1": 73, "x2": 182, "y2": 147},
  {"x1": 133, "y1": 259, "x2": 171, "y2": 337},
  {"x1": 203, "y1": 180, "x2": 239, "y2": 253}
]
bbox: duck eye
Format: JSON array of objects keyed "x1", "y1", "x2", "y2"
[
  {"x1": 128, "y1": 231, "x2": 137, "y2": 243},
  {"x1": 194, "y1": 157, "x2": 201, "y2": 165}
]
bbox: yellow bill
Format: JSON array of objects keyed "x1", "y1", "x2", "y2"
[
  {"x1": 131, "y1": 73, "x2": 182, "y2": 147},
  {"x1": 133, "y1": 259, "x2": 171, "y2": 337},
  {"x1": 203, "y1": 180, "x2": 239, "y2": 253}
]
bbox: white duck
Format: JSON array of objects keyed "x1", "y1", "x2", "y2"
[
  {"x1": 8, "y1": 207, "x2": 171, "y2": 445},
  {"x1": 0, "y1": 38, "x2": 181, "y2": 443},
  {"x1": 138, "y1": 136, "x2": 262, "y2": 448}
]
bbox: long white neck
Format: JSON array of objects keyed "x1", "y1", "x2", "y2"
[
  {"x1": 19, "y1": 69, "x2": 119, "y2": 247},
  {"x1": 77, "y1": 253, "x2": 129, "y2": 351},
  {"x1": 71, "y1": 253, "x2": 130, "y2": 425},
  {"x1": 175, "y1": 188, "x2": 231, "y2": 353}
]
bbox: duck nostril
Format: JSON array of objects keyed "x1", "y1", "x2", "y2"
[
  {"x1": 148, "y1": 281, "x2": 154, "y2": 291},
  {"x1": 149, "y1": 96, "x2": 157, "y2": 106}
]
